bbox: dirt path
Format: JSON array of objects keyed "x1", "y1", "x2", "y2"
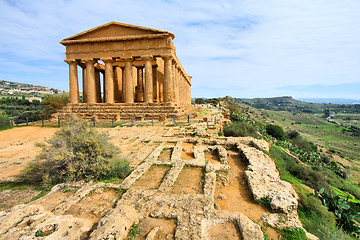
[
  {"x1": 214, "y1": 150, "x2": 278, "y2": 239},
  {"x1": 0, "y1": 127, "x2": 57, "y2": 180}
]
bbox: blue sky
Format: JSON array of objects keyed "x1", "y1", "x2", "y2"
[{"x1": 0, "y1": 0, "x2": 359, "y2": 99}]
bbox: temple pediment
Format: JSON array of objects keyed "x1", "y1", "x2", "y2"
[{"x1": 61, "y1": 21, "x2": 174, "y2": 44}]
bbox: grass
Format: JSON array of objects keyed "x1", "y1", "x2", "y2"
[
  {"x1": 269, "y1": 145, "x2": 358, "y2": 239},
  {"x1": 330, "y1": 185, "x2": 360, "y2": 204},
  {"x1": 127, "y1": 222, "x2": 142, "y2": 239},
  {"x1": 0, "y1": 181, "x2": 29, "y2": 191},
  {"x1": 276, "y1": 227, "x2": 309, "y2": 240},
  {"x1": 259, "y1": 109, "x2": 360, "y2": 162}
]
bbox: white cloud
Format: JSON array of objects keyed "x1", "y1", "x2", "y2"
[{"x1": 0, "y1": 0, "x2": 359, "y2": 98}]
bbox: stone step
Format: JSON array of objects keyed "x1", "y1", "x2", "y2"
[{"x1": 57, "y1": 103, "x2": 190, "y2": 120}]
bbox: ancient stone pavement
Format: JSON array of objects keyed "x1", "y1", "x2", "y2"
[{"x1": 0, "y1": 120, "x2": 317, "y2": 240}]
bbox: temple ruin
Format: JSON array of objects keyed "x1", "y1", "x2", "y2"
[{"x1": 59, "y1": 21, "x2": 192, "y2": 119}]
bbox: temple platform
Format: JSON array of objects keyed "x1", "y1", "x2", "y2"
[{"x1": 57, "y1": 102, "x2": 193, "y2": 120}]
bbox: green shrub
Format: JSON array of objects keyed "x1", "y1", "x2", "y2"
[
  {"x1": 128, "y1": 223, "x2": 142, "y2": 239},
  {"x1": 256, "y1": 196, "x2": 272, "y2": 209},
  {"x1": 223, "y1": 121, "x2": 258, "y2": 138},
  {"x1": 287, "y1": 130, "x2": 300, "y2": 139},
  {"x1": 266, "y1": 124, "x2": 286, "y2": 140},
  {"x1": 39, "y1": 94, "x2": 69, "y2": 119},
  {"x1": 315, "y1": 188, "x2": 360, "y2": 236},
  {"x1": 270, "y1": 146, "x2": 357, "y2": 239},
  {"x1": 289, "y1": 136, "x2": 317, "y2": 152},
  {"x1": 20, "y1": 119, "x2": 130, "y2": 186},
  {"x1": 277, "y1": 227, "x2": 308, "y2": 240},
  {"x1": 0, "y1": 114, "x2": 11, "y2": 130},
  {"x1": 230, "y1": 111, "x2": 247, "y2": 122},
  {"x1": 195, "y1": 98, "x2": 204, "y2": 104}
]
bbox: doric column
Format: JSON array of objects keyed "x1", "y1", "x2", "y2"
[
  {"x1": 65, "y1": 59, "x2": 79, "y2": 104},
  {"x1": 114, "y1": 67, "x2": 122, "y2": 102},
  {"x1": 143, "y1": 56, "x2": 153, "y2": 103},
  {"x1": 120, "y1": 67, "x2": 125, "y2": 102},
  {"x1": 163, "y1": 55, "x2": 173, "y2": 103},
  {"x1": 136, "y1": 66, "x2": 144, "y2": 102},
  {"x1": 85, "y1": 59, "x2": 96, "y2": 104},
  {"x1": 103, "y1": 59, "x2": 114, "y2": 103},
  {"x1": 95, "y1": 69, "x2": 101, "y2": 103},
  {"x1": 175, "y1": 66, "x2": 180, "y2": 104},
  {"x1": 159, "y1": 69, "x2": 164, "y2": 103},
  {"x1": 188, "y1": 76, "x2": 192, "y2": 104},
  {"x1": 152, "y1": 65, "x2": 158, "y2": 102},
  {"x1": 124, "y1": 58, "x2": 134, "y2": 103},
  {"x1": 179, "y1": 74, "x2": 183, "y2": 104},
  {"x1": 81, "y1": 67, "x2": 87, "y2": 103}
]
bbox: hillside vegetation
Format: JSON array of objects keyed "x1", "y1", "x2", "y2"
[{"x1": 222, "y1": 97, "x2": 360, "y2": 239}]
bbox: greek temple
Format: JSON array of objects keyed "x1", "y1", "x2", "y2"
[{"x1": 59, "y1": 22, "x2": 192, "y2": 119}]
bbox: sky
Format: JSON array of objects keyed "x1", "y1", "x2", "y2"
[{"x1": 0, "y1": 0, "x2": 359, "y2": 99}]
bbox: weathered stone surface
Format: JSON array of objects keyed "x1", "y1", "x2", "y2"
[
  {"x1": 89, "y1": 205, "x2": 139, "y2": 240},
  {"x1": 237, "y1": 213, "x2": 263, "y2": 240},
  {"x1": 238, "y1": 143, "x2": 298, "y2": 213},
  {"x1": 19, "y1": 215, "x2": 94, "y2": 240},
  {"x1": 145, "y1": 226, "x2": 162, "y2": 240}
]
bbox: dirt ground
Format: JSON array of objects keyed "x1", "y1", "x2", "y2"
[
  {"x1": 206, "y1": 221, "x2": 242, "y2": 240},
  {"x1": 169, "y1": 167, "x2": 204, "y2": 194},
  {"x1": 0, "y1": 126, "x2": 177, "y2": 180},
  {"x1": 133, "y1": 217, "x2": 176, "y2": 240},
  {"x1": 132, "y1": 165, "x2": 171, "y2": 190},
  {"x1": 0, "y1": 127, "x2": 57, "y2": 180},
  {"x1": 214, "y1": 150, "x2": 278, "y2": 239}
]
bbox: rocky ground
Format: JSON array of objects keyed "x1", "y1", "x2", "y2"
[{"x1": 0, "y1": 107, "x2": 318, "y2": 239}]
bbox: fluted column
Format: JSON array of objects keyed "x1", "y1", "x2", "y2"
[
  {"x1": 65, "y1": 59, "x2": 79, "y2": 104},
  {"x1": 103, "y1": 59, "x2": 114, "y2": 103},
  {"x1": 114, "y1": 67, "x2": 122, "y2": 102},
  {"x1": 81, "y1": 67, "x2": 87, "y2": 103},
  {"x1": 159, "y1": 70, "x2": 164, "y2": 103},
  {"x1": 120, "y1": 67, "x2": 125, "y2": 102},
  {"x1": 163, "y1": 55, "x2": 173, "y2": 103},
  {"x1": 124, "y1": 58, "x2": 134, "y2": 103},
  {"x1": 85, "y1": 59, "x2": 96, "y2": 104},
  {"x1": 143, "y1": 56, "x2": 153, "y2": 103},
  {"x1": 188, "y1": 76, "x2": 192, "y2": 104},
  {"x1": 152, "y1": 65, "x2": 158, "y2": 102},
  {"x1": 95, "y1": 69, "x2": 101, "y2": 103},
  {"x1": 175, "y1": 66, "x2": 180, "y2": 104},
  {"x1": 179, "y1": 74, "x2": 183, "y2": 104},
  {"x1": 136, "y1": 66, "x2": 144, "y2": 102}
]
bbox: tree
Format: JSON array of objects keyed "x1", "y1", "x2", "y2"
[
  {"x1": 323, "y1": 109, "x2": 330, "y2": 118},
  {"x1": 39, "y1": 94, "x2": 69, "y2": 119},
  {"x1": 195, "y1": 98, "x2": 205, "y2": 104},
  {"x1": 266, "y1": 124, "x2": 286, "y2": 140}
]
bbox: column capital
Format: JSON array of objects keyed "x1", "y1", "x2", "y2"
[
  {"x1": 141, "y1": 55, "x2": 153, "y2": 60},
  {"x1": 84, "y1": 59, "x2": 96, "y2": 64},
  {"x1": 64, "y1": 59, "x2": 77, "y2": 64},
  {"x1": 102, "y1": 58, "x2": 114, "y2": 63},
  {"x1": 123, "y1": 57, "x2": 133, "y2": 62},
  {"x1": 162, "y1": 54, "x2": 173, "y2": 60},
  {"x1": 136, "y1": 65, "x2": 144, "y2": 70}
]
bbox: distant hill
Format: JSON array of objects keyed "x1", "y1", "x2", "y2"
[
  {"x1": 237, "y1": 96, "x2": 322, "y2": 113},
  {"x1": 298, "y1": 98, "x2": 360, "y2": 105},
  {"x1": 236, "y1": 96, "x2": 360, "y2": 114},
  {"x1": 0, "y1": 80, "x2": 64, "y2": 95}
]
